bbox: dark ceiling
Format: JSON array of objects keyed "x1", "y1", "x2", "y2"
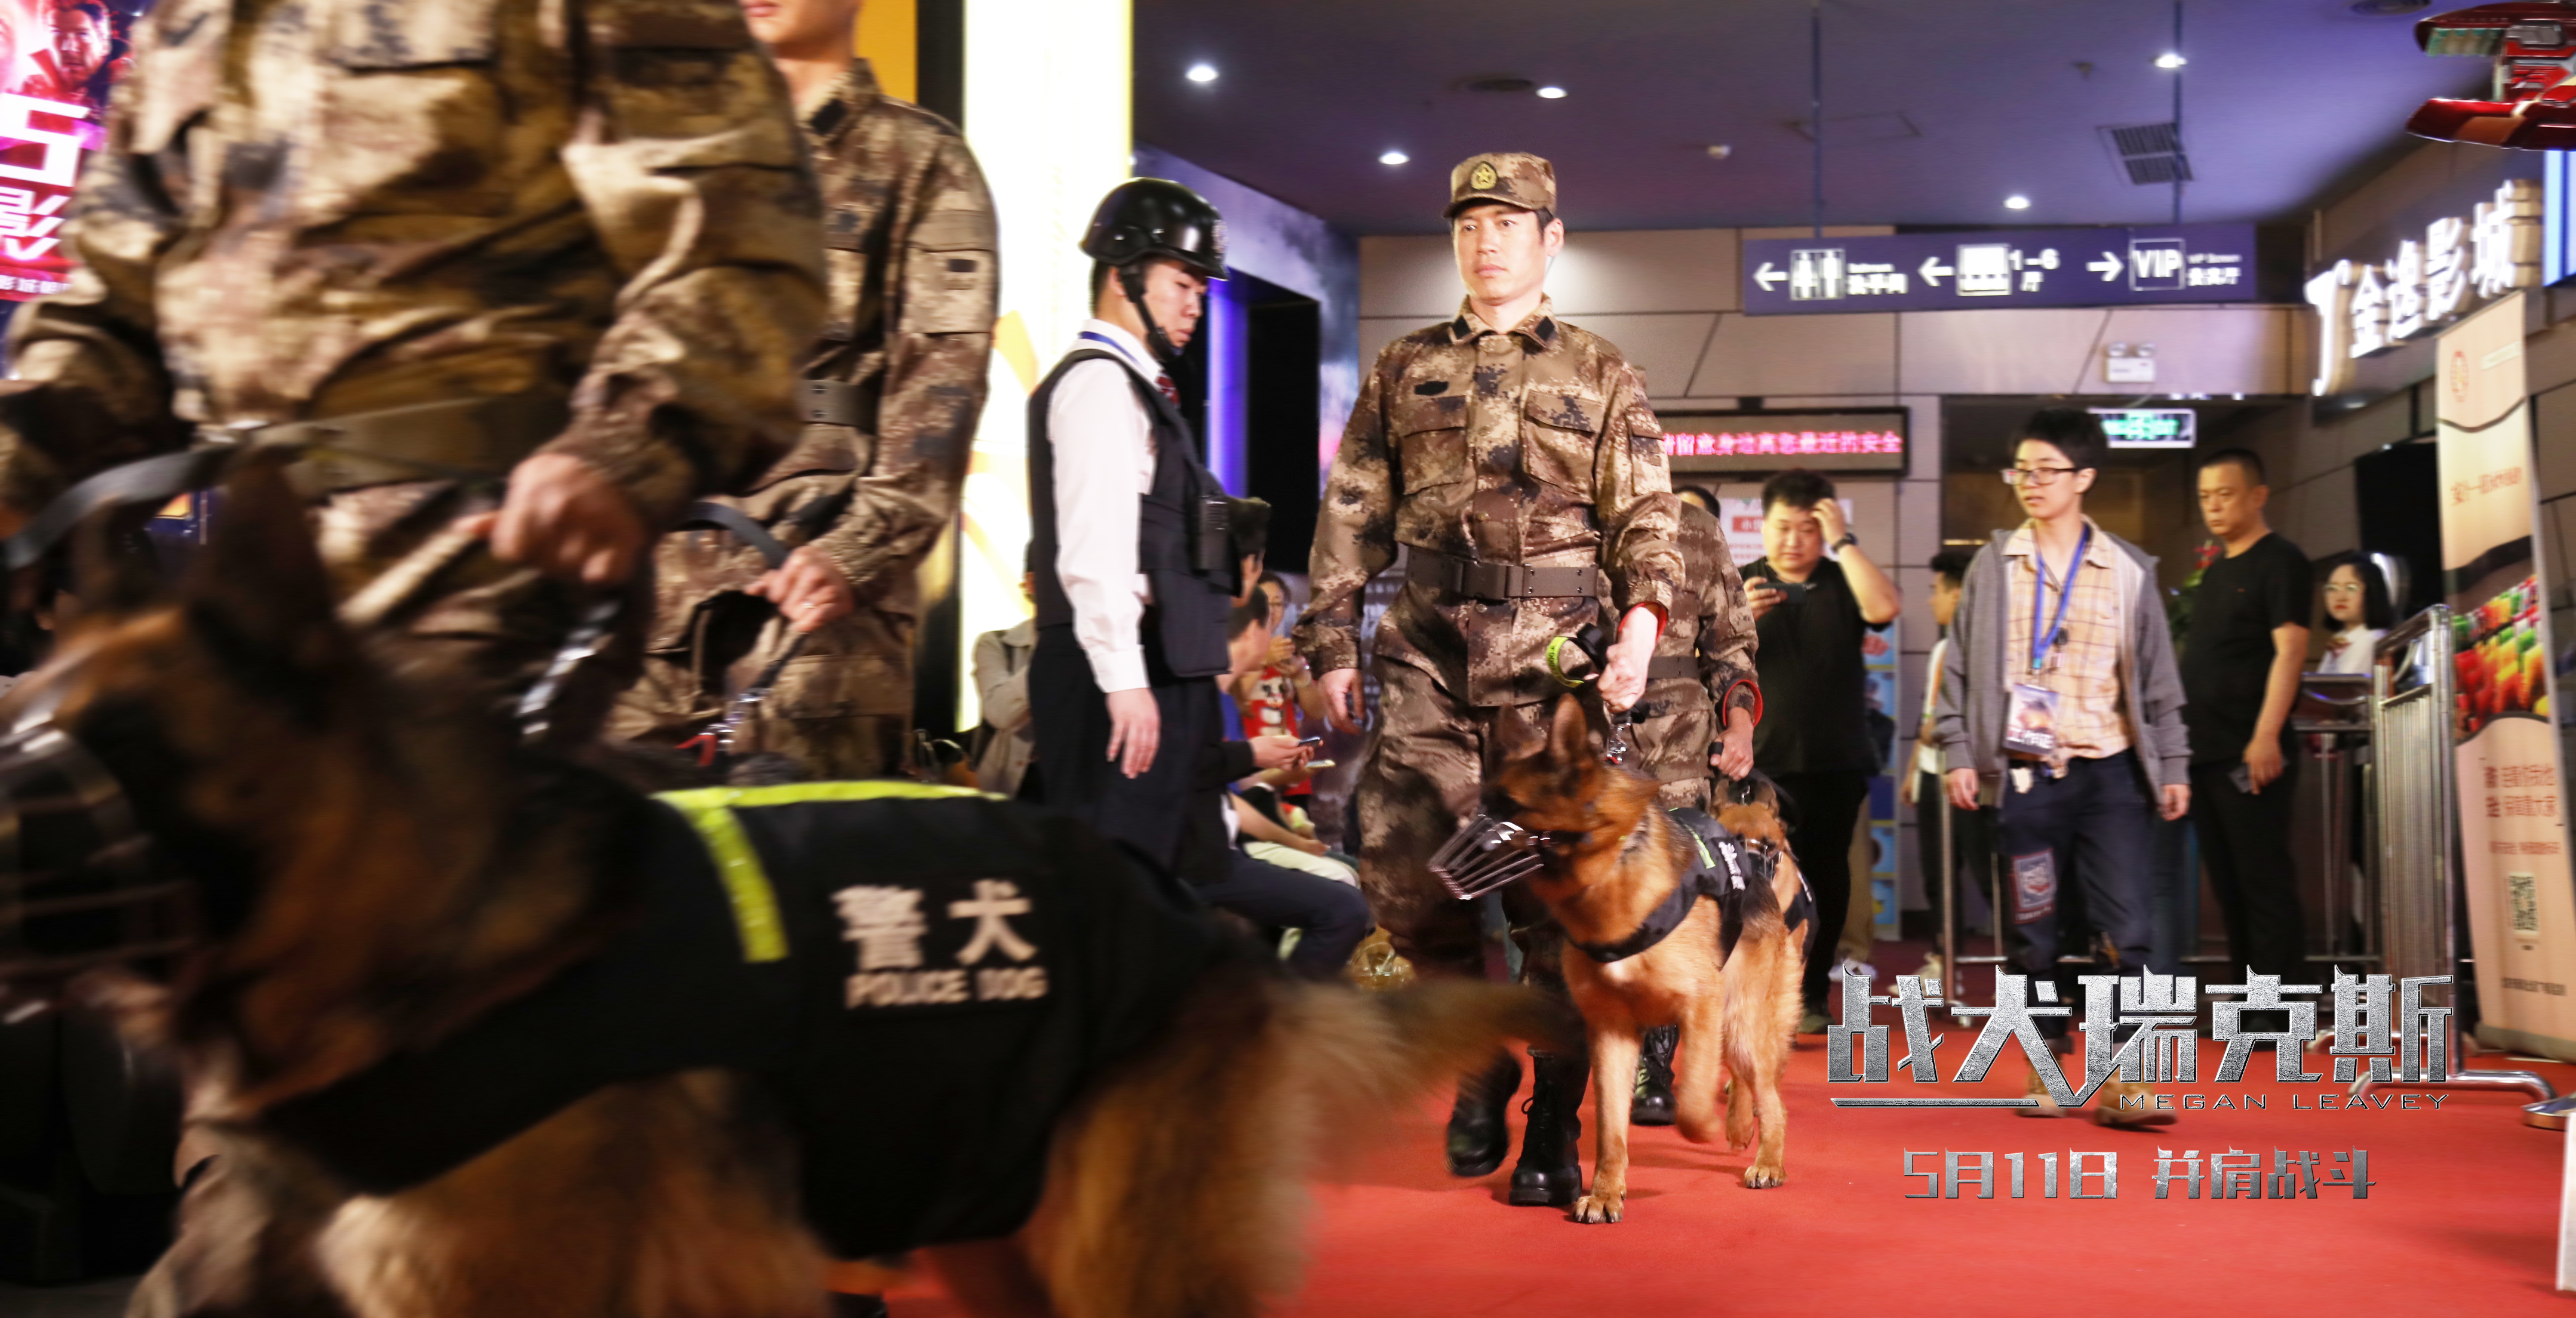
[{"x1": 1133, "y1": 0, "x2": 2488, "y2": 236}]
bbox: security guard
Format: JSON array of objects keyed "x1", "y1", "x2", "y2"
[
  {"x1": 0, "y1": 0, "x2": 825, "y2": 741},
  {"x1": 1296, "y1": 153, "x2": 1683, "y2": 1205},
  {"x1": 611, "y1": 0, "x2": 998, "y2": 778},
  {"x1": 1026, "y1": 179, "x2": 1284, "y2": 883}
]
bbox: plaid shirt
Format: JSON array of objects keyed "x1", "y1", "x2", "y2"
[{"x1": 2002, "y1": 520, "x2": 2129, "y2": 762}]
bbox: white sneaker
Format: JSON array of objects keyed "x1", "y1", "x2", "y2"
[{"x1": 1831, "y1": 956, "x2": 1877, "y2": 987}]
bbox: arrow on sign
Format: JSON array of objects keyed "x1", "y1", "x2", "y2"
[
  {"x1": 1919, "y1": 255, "x2": 1954, "y2": 287},
  {"x1": 1754, "y1": 261, "x2": 1787, "y2": 292},
  {"x1": 2089, "y1": 252, "x2": 2122, "y2": 282}
]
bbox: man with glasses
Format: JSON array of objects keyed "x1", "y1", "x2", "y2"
[{"x1": 1936, "y1": 408, "x2": 2191, "y2": 1125}]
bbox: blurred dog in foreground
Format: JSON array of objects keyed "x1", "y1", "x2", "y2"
[
  {"x1": 1467, "y1": 695, "x2": 1808, "y2": 1221},
  {"x1": 0, "y1": 463, "x2": 1566, "y2": 1318}
]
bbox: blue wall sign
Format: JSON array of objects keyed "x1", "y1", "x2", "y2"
[{"x1": 1742, "y1": 224, "x2": 2258, "y2": 316}]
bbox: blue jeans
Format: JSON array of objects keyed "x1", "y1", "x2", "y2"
[{"x1": 1994, "y1": 752, "x2": 2162, "y2": 1039}]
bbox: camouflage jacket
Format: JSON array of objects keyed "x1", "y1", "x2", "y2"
[
  {"x1": 1296, "y1": 297, "x2": 1681, "y2": 708},
  {"x1": 0, "y1": 0, "x2": 826, "y2": 524},
  {"x1": 644, "y1": 61, "x2": 994, "y2": 721},
  {"x1": 1636, "y1": 500, "x2": 1760, "y2": 784}
]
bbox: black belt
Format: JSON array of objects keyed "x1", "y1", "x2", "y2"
[
  {"x1": 2, "y1": 393, "x2": 570, "y2": 570},
  {"x1": 1404, "y1": 550, "x2": 1602, "y2": 601},
  {"x1": 210, "y1": 392, "x2": 573, "y2": 496}
]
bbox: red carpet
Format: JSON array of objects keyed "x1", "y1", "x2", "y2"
[{"x1": 878, "y1": 1027, "x2": 2576, "y2": 1316}]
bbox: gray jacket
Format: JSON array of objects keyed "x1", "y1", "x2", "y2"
[{"x1": 1935, "y1": 523, "x2": 2190, "y2": 792}]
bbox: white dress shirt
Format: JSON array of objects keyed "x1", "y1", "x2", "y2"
[{"x1": 1049, "y1": 319, "x2": 1163, "y2": 694}]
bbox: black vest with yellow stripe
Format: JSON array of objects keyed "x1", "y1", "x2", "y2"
[{"x1": 264, "y1": 783, "x2": 1221, "y2": 1259}]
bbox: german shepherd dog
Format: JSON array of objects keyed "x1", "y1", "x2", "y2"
[
  {"x1": 1479, "y1": 695, "x2": 1807, "y2": 1222},
  {"x1": 0, "y1": 464, "x2": 1568, "y2": 1318}
]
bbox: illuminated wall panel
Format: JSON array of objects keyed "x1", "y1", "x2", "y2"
[{"x1": 953, "y1": 0, "x2": 1132, "y2": 728}]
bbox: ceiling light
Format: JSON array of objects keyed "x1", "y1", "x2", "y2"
[
  {"x1": 2155, "y1": 52, "x2": 2187, "y2": 69},
  {"x1": 2005, "y1": 195, "x2": 2033, "y2": 210},
  {"x1": 1186, "y1": 63, "x2": 1219, "y2": 83},
  {"x1": 1379, "y1": 150, "x2": 1409, "y2": 165},
  {"x1": 1705, "y1": 144, "x2": 1733, "y2": 159},
  {"x1": 1536, "y1": 85, "x2": 1568, "y2": 99}
]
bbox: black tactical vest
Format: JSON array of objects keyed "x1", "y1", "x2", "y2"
[
  {"x1": 261, "y1": 784, "x2": 1223, "y2": 1260},
  {"x1": 1025, "y1": 347, "x2": 1234, "y2": 679}
]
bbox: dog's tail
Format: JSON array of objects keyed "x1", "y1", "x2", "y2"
[{"x1": 1028, "y1": 958, "x2": 1572, "y2": 1318}]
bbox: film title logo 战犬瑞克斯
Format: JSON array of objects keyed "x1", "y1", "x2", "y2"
[{"x1": 1827, "y1": 968, "x2": 2453, "y2": 1107}]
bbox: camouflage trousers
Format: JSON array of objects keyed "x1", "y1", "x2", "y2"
[
  {"x1": 316, "y1": 480, "x2": 641, "y2": 746},
  {"x1": 608, "y1": 650, "x2": 905, "y2": 780},
  {"x1": 1352, "y1": 657, "x2": 1575, "y2": 993}
]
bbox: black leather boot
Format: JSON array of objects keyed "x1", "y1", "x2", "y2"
[
  {"x1": 1508, "y1": 1049, "x2": 1588, "y2": 1206},
  {"x1": 1446, "y1": 1049, "x2": 1521, "y2": 1177},
  {"x1": 1631, "y1": 1026, "x2": 1677, "y2": 1127}
]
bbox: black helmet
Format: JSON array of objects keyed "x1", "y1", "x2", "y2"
[{"x1": 1081, "y1": 178, "x2": 1228, "y2": 281}]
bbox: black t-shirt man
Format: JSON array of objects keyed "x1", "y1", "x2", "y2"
[
  {"x1": 1744, "y1": 556, "x2": 1879, "y2": 774},
  {"x1": 2181, "y1": 532, "x2": 2312, "y2": 766}
]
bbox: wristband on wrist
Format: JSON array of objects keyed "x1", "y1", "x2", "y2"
[{"x1": 1832, "y1": 531, "x2": 1858, "y2": 550}]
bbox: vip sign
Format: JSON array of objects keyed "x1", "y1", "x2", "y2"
[{"x1": 2306, "y1": 180, "x2": 2541, "y2": 396}]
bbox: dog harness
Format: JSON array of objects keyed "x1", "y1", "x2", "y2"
[
  {"x1": 262, "y1": 783, "x2": 1221, "y2": 1260},
  {"x1": 1565, "y1": 808, "x2": 1814, "y2": 966}
]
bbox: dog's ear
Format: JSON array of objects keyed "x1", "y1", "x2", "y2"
[
  {"x1": 183, "y1": 456, "x2": 348, "y2": 673},
  {"x1": 1547, "y1": 690, "x2": 1591, "y2": 766}
]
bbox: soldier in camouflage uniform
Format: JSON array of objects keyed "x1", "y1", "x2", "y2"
[
  {"x1": 0, "y1": 0, "x2": 826, "y2": 742},
  {"x1": 1296, "y1": 153, "x2": 1681, "y2": 1208},
  {"x1": 1622, "y1": 494, "x2": 1761, "y2": 1126},
  {"x1": 611, "y1": 0, "x2": 997, "y2": 778},
  {"x1": 1630, "y1": 498, "x2": 1762, "y2": 812}
]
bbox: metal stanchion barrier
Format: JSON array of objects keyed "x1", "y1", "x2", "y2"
[
  {"x1": 2354, "y1": 605, "x2": 2558, "y2": 1123},
  {"x1": 2295, "y1": 671, "x2": 2376, "y2": 971},
  {"x1": 1935, "y1": 784, "x2": 2008, "y2": 1024}
]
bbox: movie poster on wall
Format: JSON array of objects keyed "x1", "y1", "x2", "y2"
[
  {"x1": 0, "y1": 0, "x2": 140, "y2": 315},
  {"x1": 2434, "y1": 291, "x2": 2576, "y2": 1059}
]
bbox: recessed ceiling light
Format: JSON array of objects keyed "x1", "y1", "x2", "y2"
[
  {"x1": 2005, "y1": 195, "x2": 2033, "y2": 210},
  {"x1": 1536, "y1": 85, "x2": 1568, "y2": 99},
  {"x1": 1705, "y1": 144, "x2": 1733, "y2": 159},
  {"x1": 1186, "y1": 63, "x2": 1219, "y2": 84},
  {"x1": 1379, "y1": 150, "x2": 1409, "y2": 165},
  {"x1": 2155, "y1": 52, "x2": 2187, "y2": 69}
]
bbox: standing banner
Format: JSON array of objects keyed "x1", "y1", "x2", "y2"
[
  {"x1": 2437, "y1": 291, "x2": 2576, "y2": 1058},
  {"x1": 0, "y1": 0, "x2": 143, "y2": 313}
]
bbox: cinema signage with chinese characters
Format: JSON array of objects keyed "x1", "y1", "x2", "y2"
[
  {"x1": 1740, "y1": 224, "x2": 2257, "y2": 316},
  {"x1": 1659, "y1": 409, "x2": 1908, "y2": 475},
  {"x1": 2303, "y1": 178, "x2": 2541, "y2": 398}
]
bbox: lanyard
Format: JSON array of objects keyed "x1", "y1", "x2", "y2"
[
  {"x1": 2028, "y1": 524, "x2": 2091, "y2": 675},
  {"x1": 1078, "y1": 330, "x2": 1151, "y2": 375}
]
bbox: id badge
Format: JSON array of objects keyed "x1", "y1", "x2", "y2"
[{"x1": 2000, "y1": 681, "x2": 2061, "y2": 758}]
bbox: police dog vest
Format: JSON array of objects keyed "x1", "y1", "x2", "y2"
[
  {"x1": 263, "y1": 784, "x2": 1221, "y2": 1260},
  {"x1": 1566, "y1": 807, "x2": 1814, "y2": 965}
]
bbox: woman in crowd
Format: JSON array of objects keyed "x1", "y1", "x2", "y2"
[{"x1": 2316, "y1": 554, "x2": 2393, "y2": 675}]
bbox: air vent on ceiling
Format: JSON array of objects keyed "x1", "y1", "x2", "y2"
[
  {"x1": 2099, "y1": 121, "x2": 2193, "y2": 186},
  {"x1": 1782, "y1": 112, "x2": 1922, "y2": 144},
  {"x1": 2350, "y1": 0, "x2": 2431, "y2": 14},
  {"x1": 1456, "y1": 75, "x2": 1536, "y2": 95}
]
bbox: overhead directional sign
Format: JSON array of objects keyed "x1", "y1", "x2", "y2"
[{"x1": 1741, "y1": 223, "x2": 2258, "y2": 316}]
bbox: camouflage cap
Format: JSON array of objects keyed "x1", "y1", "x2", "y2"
[{"x1": 1446, "y1": 152, "x2": 1556, "y2": 218}]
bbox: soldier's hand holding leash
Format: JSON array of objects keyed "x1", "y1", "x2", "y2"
[
  {"x1": 1318, "y1": 668, "x2": 1365, "y2": 735},
  {"x1": 1595, "y1": 605, "x2": 1662, "y2": 712},
  {"x1": 461, "y1": 454, "x2": 649, "y2": 587},
  {"x1": 747, "y1": 545, "x2": 857, "y2": 633}
]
